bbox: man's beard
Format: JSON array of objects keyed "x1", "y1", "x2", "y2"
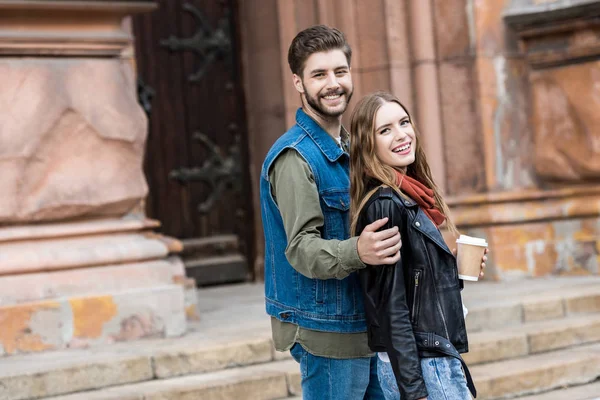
[{"x1": 304, "y1": 87, "x2": 353, "y2": 118}]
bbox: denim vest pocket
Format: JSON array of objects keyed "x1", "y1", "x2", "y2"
[
  {"x1": 321, "y1": 189, "x2": 350, "y2": 210},
  {"x1": 321, "y1": 189, "x2": 350, "y2": 240}
]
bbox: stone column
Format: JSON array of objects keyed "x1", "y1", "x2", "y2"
[
  {"x1": 0, "y1": 0, "x2": 190, "y2": 356},
  {"x1": 445, "y1": 0, "x2": 600, "y2": 280}
]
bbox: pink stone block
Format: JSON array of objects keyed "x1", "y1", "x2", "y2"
[
  {"x1": 0, "y1": 260, "x2": 178, "y2": 305},
  {"x1": 0, "y1": 58, "x2": 148, "y2": 223}
]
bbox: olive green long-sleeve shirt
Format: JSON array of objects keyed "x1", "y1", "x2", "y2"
[{"x1": 268, "y1": 148, "x2": 373, "y2": 359}]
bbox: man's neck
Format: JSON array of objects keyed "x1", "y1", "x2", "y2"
[{"x1": 302, "y1": 105, "x2": 342, "y2": 139}]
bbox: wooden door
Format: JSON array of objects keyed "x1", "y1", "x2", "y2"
[{"x1": 132, "y1": 0, "x2": 254, "y2": 285}]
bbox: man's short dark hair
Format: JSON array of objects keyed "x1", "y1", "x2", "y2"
[{"x1": 288, "y1": 25, "x2": 352, "y2": 77}]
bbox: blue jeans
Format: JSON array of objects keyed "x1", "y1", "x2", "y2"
[
  {"x1": 377, "y1": 356, "x2": 471, "y2": 400},
  {"x1": 290, "y1": 343, "x2": 385, "y2": 400}
]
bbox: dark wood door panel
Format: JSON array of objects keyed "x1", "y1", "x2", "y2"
[{"x1": 133, "y1": 0, "x2": 253, "y2": 285}]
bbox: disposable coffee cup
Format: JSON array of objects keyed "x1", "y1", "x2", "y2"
[{"x1": 456, "y1": 234, "x2": 488, "y2": 281}]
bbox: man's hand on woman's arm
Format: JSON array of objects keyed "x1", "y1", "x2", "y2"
[{"x1": 357, "y1": 217, "x2": 402, "y2": 265}]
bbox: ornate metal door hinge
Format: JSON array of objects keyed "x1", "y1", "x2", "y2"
[
  {"x1": 160, "y1": 3, "x2": 232, "y2": 82},
  {"x1": 170, "y1": 131, "x2": 242, "y2": 214}
]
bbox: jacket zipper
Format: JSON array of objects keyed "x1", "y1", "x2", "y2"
[
  {"x1": 418, "y1": 236, "x2": 451, "y2": 339},
  {"x1": 411, "y1": 270, "x2": 421, "y2": 324}
]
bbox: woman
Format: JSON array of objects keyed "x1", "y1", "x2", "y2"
[{"x1": 349, "y1": 92, "x2": 487, "y2": 400}]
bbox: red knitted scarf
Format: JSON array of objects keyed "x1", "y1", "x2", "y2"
[{"x1": 396, "y1": 171, "x2": 446, "y2": 227}]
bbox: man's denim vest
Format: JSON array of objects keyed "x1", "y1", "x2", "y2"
[{"x1": 260, "y1": 108, "x2": 365, "y2": 333}]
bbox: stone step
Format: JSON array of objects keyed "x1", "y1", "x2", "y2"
[
  {"x1": 465, "y1": 313, "x2": 600, "y2": 365},
  {"x1": 0, "y1": 349, "x2": 154, "y2": 400},
  {"x1": 464, "y1": 277, "x2": 600, "y2": 332},
  {"x1": 0, "y1": 325, "x2": 275, "y2": 399},
  {"x1": 0, "y1": 232, "x2": 175, "y2": 275},
  {"x1": 516, "y1": 380, "x2": 600, "y2": 400},
  {"x1": 3, "y1": 279, "x2": 600, "y2": 399},
  {"x1": 185, "y1": 254, "x2": 248, "y2": 286},
  {"x1": 14, "y1": 311, "x2": 597, "y2": 398},
  {"x1": 0, "y1": 218, "x2": 160, "y2": 244},
  {"x1": 0, "y1": 284, "x2": 186, "y2": 357},
  {"x1": 43, "y1": 359, "x2": 299, "y2": 400},
  {"x1": 471, "y1": 342, "x2": 600, "y2": 399},
  {"x1": 40, "y1": 344, "x2": 600, "y2": 400},
  {"x1": 0, "y1": 258, "x2": 184, "y2": 305}
]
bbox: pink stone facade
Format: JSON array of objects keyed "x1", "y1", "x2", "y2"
[
  {"x1": 0, "y1": 1, "x2": 191, "y2": 356},
  {"x1": 240, "y1": 0, "x2": 600, "y2": 280}
]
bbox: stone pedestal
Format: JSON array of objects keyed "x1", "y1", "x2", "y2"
[
  {"x1": 0, "y1": 0, "x2": 193, "y2": 356},
  {"x1": 444, "y1": 0, "x2": 600, "y2": 280}
]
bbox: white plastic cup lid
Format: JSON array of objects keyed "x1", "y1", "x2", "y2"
[{"x1": 455, "y1": 234, "x2": 488, "y2": 247}]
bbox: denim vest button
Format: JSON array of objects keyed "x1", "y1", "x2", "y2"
[
  {"x1": 405, "y1": 201, "x2": 410, "y2": 205},
  {"x1": 415, "y1": 221, "x2": 421, "y2": 227}
]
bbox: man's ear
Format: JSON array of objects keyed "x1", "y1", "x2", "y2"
[{"x1": 293, "y1": 74, "x2": 304, "y2": 94}]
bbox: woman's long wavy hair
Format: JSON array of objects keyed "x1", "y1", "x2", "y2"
[{"x1": 349, "y1": 91, "x2": 457, "y2": 236}]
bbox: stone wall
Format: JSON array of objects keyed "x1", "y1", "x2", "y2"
[
  {"x1": 0, "y1": 1, "x2": 191, "y2": 356},
  {"x1": 240, "y1": 0, "x2": 600, "y2": 280}
]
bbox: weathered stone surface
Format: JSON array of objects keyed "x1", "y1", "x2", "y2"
[
  {"x1": 432, "y1": 0, "x2": 473, "y2": 59},
  {"x1": 504, "y1": 0, "x2": 600, "y2": 27},
  {"x1": 46, "y1": 360, "x2": 294, "y2": 400},
  {"x1": 0, "y1": 217, "x2": 159, "y2": 243},
  {"x1": 5, "y1": 279, "x2": 600, "y2": 399},
  {"x1": 0, "y1": 260, "x2": 176, "y2": 305},
  {"x1": 0, "y1": 352, "x2": 152, "y2": 400},
  {"x1": 517, "y1": 380, "x2": 600, "y2": 400},
  {"x1": 523, "y1": 298, "x2": 565, "y2": 322},
  {"x1": 458, "y1": 214, "x2": 600, "y2": 279},
  {"x1": 527, "y1": 315, "x2": 600, "y2": 354},
  {"x1": 438, "y1": 60, "x2": 486, "y2": 196},
  {"x1": 531, "y1": 63, "x2": 600, "y2": 181},
  {"x1": 466, "y1": 302, "x2": 523, "y2": 333},
  {"x1": 0, "y1": 285, "x2": 185, "y2": 355},
  {"x1": 463, "y1": 330, "x2": 528, "y2": 365},
  {"x1": 565, "y1": 291, "x2": 600, "y2": 314},
  {"x1": 0, "y1": 58, "x2": 148, "y2": 223},
  {"x1": 474, "y1": 54, "x2": 535, "y2": 191},
  {"x1": 127, "y1": 363, "x2": 291, "y2": 400},
  {"x1": 471, "y1": 343, "x2": 600, "y2": 399},
  {"x1": 0, "y1": 233, "x2": 170, "y2": 276},
  {"x1": 153, "y1": 337, "x2": 273, "y2": 378}
]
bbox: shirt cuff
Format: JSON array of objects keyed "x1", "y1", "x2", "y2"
[{"x1": 338, "y1": 236, "x2": 366, "y2": 273}]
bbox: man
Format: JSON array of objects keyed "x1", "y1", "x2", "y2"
[{"x1": 260, "y1": 25, "x2": 401, "y2": 399}]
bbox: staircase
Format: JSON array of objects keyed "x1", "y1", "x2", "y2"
[{"x1": 2, "y1": 277, "x2": 600, "y2": 400}]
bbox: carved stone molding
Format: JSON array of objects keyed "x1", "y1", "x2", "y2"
[
  {"x1": 0, "y1": 1, "x2": 156, "y2": 57},
  {"x1": 448, "y1": 186, "x2": 600, "y2": 227},
  {"x1": 504, "y1": 0, "x2": 600, "y2": 68}
]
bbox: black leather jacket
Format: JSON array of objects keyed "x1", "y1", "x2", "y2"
[{"x1": 356, "y1": 186, "x2": 476, "y2": 400}]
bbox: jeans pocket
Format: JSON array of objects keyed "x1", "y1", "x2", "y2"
[{"x1": 290, "y1": 343, "x2": 304, "y2": 363}]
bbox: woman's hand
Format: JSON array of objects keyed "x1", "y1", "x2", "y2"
[
  {"x1": 452, "y1": 247, "x2": 489, "y2": 278},
  {"x1": 480, "y1": 248, "x2": 489, "y2": 278}
]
